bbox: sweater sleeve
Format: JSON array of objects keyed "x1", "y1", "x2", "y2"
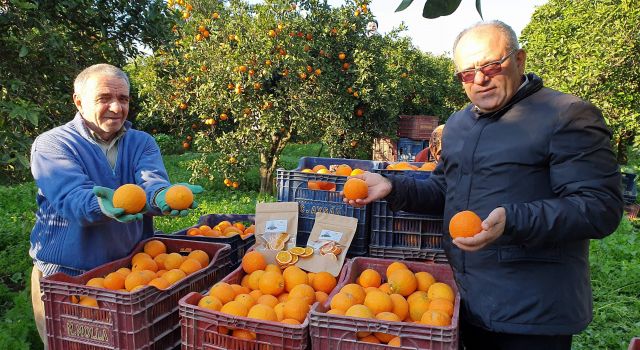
[
  {"x1": 30, "y1": 134, "x2": 107, "y2": 225},
  {"x1": 134, "y1": 134, "x2": 171, "y2": 215},
  {"x1": 502, "y1": 100, "x2": 624, "y2": 245}
]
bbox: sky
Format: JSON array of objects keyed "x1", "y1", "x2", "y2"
[{"x1": 326, "y1": 0, "x2": 549, "y2": 56}]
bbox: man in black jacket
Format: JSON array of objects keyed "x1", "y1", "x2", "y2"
[{"x1": 345, "y1": 20, "x2": 623, "y2": 349}]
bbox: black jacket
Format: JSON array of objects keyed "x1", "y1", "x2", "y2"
[{"x1": 386, "y1": 73, "x2": 623, "y2": 335}]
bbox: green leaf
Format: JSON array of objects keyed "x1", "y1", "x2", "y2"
[
  {"x1": 17, "y1": 155, "x2": 29, "y2": 168},
  {"x1": 395, "y1": 0, "x2": 414, "y2": 12},
  {"x1": 475, "y1": 0, "x2": 483, "y2": 19},
  {"x1": 18, "y1": 46, "x2": 28, "y2": 58},
  {"x1": 422, "y1": 0, "x2": 463, "y2": 19},
  {"x1": 10, "y1": 0, "x2": 38, "y2": 10},
  {"x1": 25, "y1": 110, "x2": 38, "y2": 126}
]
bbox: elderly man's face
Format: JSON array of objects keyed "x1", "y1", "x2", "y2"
[
  {"x1": 73, "y1": 74, "x2": 129, "y2": 141},
  {"x1": 366, "y1": 21, "x2": 378, "y2": 32},
  {"x1": 453, "y1": 27, "x2": 525, "y2": 113}
]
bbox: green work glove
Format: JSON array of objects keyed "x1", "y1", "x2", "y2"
[
  {"x1": 92, "y1": 186, "x2": 144, "y2": 223},
  {"x1": 154, "y1": 183, "x2": 203, "y2": 217}
]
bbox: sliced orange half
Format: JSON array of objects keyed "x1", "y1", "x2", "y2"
[
  {"x1": 300, "y1": 247, "x2": 314, "y2": 257},
  {"x1": 289, "y1": 247, "x2": 306, "y2": 256},
  {"x1": 276, "y1": 251, "x2": 293, "y2": 265}
]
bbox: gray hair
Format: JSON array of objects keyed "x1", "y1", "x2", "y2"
[
  {"x1": 74, "y1": 64, "x2": 129, "y2": 95},
  {"x1": 452, "y1": 20, "x2": 520, "y2": 56}
]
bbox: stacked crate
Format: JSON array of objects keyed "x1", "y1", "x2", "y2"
[
  {"x1": 372, "y1": 115, "x2": 439, "y2": 162},
  {"x1": 369, "y1": 162, "x2": 448, "y2": 263},
  {"x1": 276, "y1": 156, "x2": 384, "y2": 257}
]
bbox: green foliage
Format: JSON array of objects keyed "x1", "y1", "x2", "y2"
[
  {"x1": 521, "y1": 0, "x2": 640, "y2": 164},
  {"x1": 154, "y1": 133, "x2": 185, "y2": 155},
  {"x1": 0, "y1": 0, "x2": 178, "y2": 184},
  {"x1": 128, "y1": 0, "x2": 464, "y2": 194},
  {"x1": 394, "y1": 0, "x2": 482, "y2": 20}
]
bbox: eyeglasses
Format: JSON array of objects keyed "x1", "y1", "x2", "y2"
[{"x1": 455, "y1": 49, "x2": 517, "y2": 83}]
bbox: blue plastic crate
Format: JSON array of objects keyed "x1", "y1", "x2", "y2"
[
  {"x1": 290, "y1": 156, "x2": 384, "y2": 172},
  {"x1": 397, "y1": 138, "x2": 427, "y2": 162},
  {"x1": 622, "y1": 172, "x2": 637, "y2": 204},
  {"x1": 154, "y1": 214, "x2": 255, "y2": 269},
  {"x1": 378, "y1": 161, "x2": 432, "y2": 179},
  {"x1": 276, "y1": 169, "x2": 369, "y2": 257},
  {"x1": 369, "y1": 169, "x2": 446, "y2": 262}
]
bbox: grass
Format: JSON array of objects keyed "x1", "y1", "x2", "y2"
[{"x1": 0, "y1": 142, "x2": 637, "y2": 349}]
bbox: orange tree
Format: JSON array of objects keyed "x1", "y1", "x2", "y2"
[{"x1": 129, "y1": 0, "x2": 464, "y2": 194}]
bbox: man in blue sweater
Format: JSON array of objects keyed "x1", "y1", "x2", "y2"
[
  {"x1": 344, "y1": 21, "x2": 622, "y2": 349},
  {"x1": 29, "y1": 63, "x2": 202, "y2": 346}
]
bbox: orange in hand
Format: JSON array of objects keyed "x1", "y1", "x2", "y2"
[
  {"x1": 165, "y1": 185, "x2": 194, "y2": 210},
  {"x1": 449, "y1": 210, "x2": 482, "y2": 239},
  {"x1": 343, "y1": 178, "x2": 368, "y2": 200},
  {"x1": 112, "y1": 184, "x2": 146, "y2": 214}
]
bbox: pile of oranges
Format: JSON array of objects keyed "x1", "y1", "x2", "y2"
[
  {"x1": 76, "y1": 240, "x2": 210, "y2": 308},
  {"x1": 385, "y1": 161, "x2": 434, "y2": 172},
  {"x1": 302, "y1": 163, "x2": 366, "y2": 191},
  {"x1": 324, "y1": 261, "x2": 455, "y2": 346},
  {"x1": 196, "y1": 251, "x2": 338, "y2": 340},
  {"x1": 187, "y1": 220, "x2": 255, "y2": 240}
]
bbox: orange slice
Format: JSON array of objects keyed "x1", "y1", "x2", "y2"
[
  {"x1": 300, "y1": 247, "x2": 314, "y2": 258},
  {"x1": 290, "y1": 254, "x2": 299, "y2": 264},
  {"x1": 289, "y1": 247, "x2": 306, "y2": 256},
  {"x1": 276, "y1": 251, "x2": 293, "y2": 265},
  {"x1": 331, "y1": 246, "x2": 343, "y2": 255}
]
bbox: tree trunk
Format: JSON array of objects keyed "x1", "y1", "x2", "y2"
[{"x1": 258, "y1": 128, "x2": 293, "y2": 195}]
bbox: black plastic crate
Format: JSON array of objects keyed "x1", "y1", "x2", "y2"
[
  {"x1": 155, "y1": 214, "x2": 255, "y2": 269},
  {"x1": 276, "y1": 170, "x2": 369, "y2": 257},
  {"x1": 622, "y1": 172, "x2": 637, "y2": 204},
  {"x1": 288, "y1": 156, "x2": 383, "y2": 172},
  {"x1": 369, "y1": 168, "x2": 446, "y2": 262},
  {"x1": 397, "y1": 138, "x2": 427, "y2": 162}
]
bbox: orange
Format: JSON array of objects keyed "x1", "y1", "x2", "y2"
[
  {"x1": 79, "y1": 296, "x2": 98, "y2": 308},
  {"x1": 162, "y1": 269, "x2": 187, "y2": 286},
  {"x1": 283, "y1": 297, "x2": 310, "y2": 323},
  {"x1": 153, "y1": 253, "x2": 168, "y2": 270},
  {"x1": 124, "y1": 271, "x2": 152, "y2": 291},
  {"x1": 86, "y1": 277, "x2": 105, "y2": 288},
  {"x1": 334, "y1": 164, "x2": 353, "y2": 176},
  {"x1": 311, "y1": 271, "x2": 336, "y2": 294},
  {"x1": 315, "y1": 291, "x2": 329, "y2": 304},
  {"x1": 179, "y1": 258, "x2": 203, "y2": 275},
  {"x1": 115, "y1": 267, "x2": 131, "y2": 277},
  {"x1": 163, "y1": 252, "x2": 186, "y2": 270},
  {"x1": 340, "y1": 283, "x2": 366, "y2": 304},
  {"x1": 428, "y1": 298, "x2": 454, "y2": 318},
  {"x1": 265, "y1": 264, "x2": 282, "y2": 274},
  {"x1": 242, "y1": 251, "x2": 267, "y2": 274},
  {"x1": 230, "y1": 284, "x2": 250, "y2": 295},
  {"x1": 408, "y1": 292, "x2": 431, "y2": 321},
  {"x1": 274, "y1": 302, "x2": 286, "y2": 321},
  {"x1": 223, "y1": 226, "x2": 243, "y2": 237},
  {"x1": 358, "y1": 269, "x2": 382, "y2": 288},
  {"x1": 220, "y1": 300, "x2": 249, "y2": 317},
  {"x1": 288, "y1": 284, "x2": 316, "y2": 305},
  {"x1": 388, "y1": 337, "x2": 402, "y2": 347},
  {"x1": 249, "y1": 289, "x2": 264, "y2": 301},
  {"x1": 256, "y1": 294, "x2": 279, "y2": 308},
  {"x1": 234, "y1": 293, "x2": 256, "y2": 309},
  {"x1": 259, "y1": 271, "x2": 285, "y2": 296},
  {"x1": 415, "y1": 271, "x2": 436, "y2": 292},
  {"x1": 374, "y1": 312, "x2": 401, "y2": 343},
  {"x1": 389, "y1": 294, "x2": 409, "y2": 321},
  {"x1": 210, "y1": 282, "x2": 236, "y2": 304},
  {"x1": 449, "y1": 210, "x2": 482, "y2": 239},
  {"x1": 312, "y1": 164, "x2": 327, "y2": 172},
  {"x1": 148, "y1": 277, "x2": 170, "y2": 290},
  {"x1": 198, "y1": 295, "x2": 223, "y2": 311},
  {"x1": 247, "y1": 270, "x2": 266, "y2": 291},
  {"x1": 427, "y1": 282, "x2": 455, "y2": 303},
  {"x1": 386, "y1": 262, "x2": 408, "y2": 278},
  {"x1": 281, "y1": 318, "x2": 301, "y2": 325},
  {"x1": 364, "y1": 290, "x2": 393, "y2": 315},
  {"x1": 156, "y1": 269, "x2": 167, "y2": 277},
  {"x1": 316, "y1": 168, "x2": 331, "y2": 175},
  {"x1": 283, "y1": 266, "x2": 308, "y2": 292},
  {"x1": 131, "y1": 252, "x2": 152, "y2": 265},
  {"x1": 132, "y1": 257, "x2": 158, "y2": 272},
  {"x1": 379, "y1": 283, "x2": 392, "y2": 294},
  {"x1": 277, "y1": 292, "x2": 289, "y2": 303},
  {"x1": 103, "y1": 272, "x2": 125, "y2": 290},
  {"x1": 232, "y1": 329, "x2": 256, "y2": 340},
  {"x1": 329, "y1": 292, "x2": 356, "y2": 312},
  {"x1": 164, "y1": 184, "x2": 194, "y2": 210},
  {"x1": 326, "y1": 308, "x2": 345, "y2": 315},
  {"x1": 345, "y1": 305, "x2": 375, "y2": 337},
  {"x1": 420, "y1": 162, "x2": 437, "y2": 171},
  {"x1": 359, "y1": 334, "x2": 381, "y2": 343},
  {"x1": 112, "y1": 184, "x2": 146, "y2": 214},
  {"x1": 247, "y1": 304, "x2": 278, "y2": 321},
  {"x1": 307, "y1": 272, "x2": 316, "y2": 286},
  {"x1": 420, "y1": 309, "x2": 451, "y2": 326},
  {"x1": 343, "y1": 178, "x2": 368, "y2": 200},
  {"x1": 350, "y1": 168, "x2": 365, "y2": 176},
  {"x1": 388, "y1": 269, "x2": 418, "y2": 297},
  {"x1": 187, "y1": 250, "x2": 210, "y2": 267},
  {"x1": 233, "y1": 222, "x2": 246, "y2": 232},
  {"x1": 143, "y1": 240, "x2": 166, "y2": 258}
]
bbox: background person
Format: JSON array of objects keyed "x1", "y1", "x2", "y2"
[
  {"x1": 345, "y1": 20, "x2": 623, "y2": 350},
  {"x1": 29, "y1": 63, "x2": 202, "y2": 347}
]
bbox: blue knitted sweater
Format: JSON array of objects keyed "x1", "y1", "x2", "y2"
[{"x1": 29, "y1": 114, "x2": 171, "y2": 276}]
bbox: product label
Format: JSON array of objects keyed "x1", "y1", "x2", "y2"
[
  {"x1": 318, "y1": 229, "x2": 343, "y2": 242},
  {"x1": 65, "y1": 319, "x2": 110, "y2": 344},
  {"x1": 264, "y1": 219, "x2": 287, "y2": 233}
]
